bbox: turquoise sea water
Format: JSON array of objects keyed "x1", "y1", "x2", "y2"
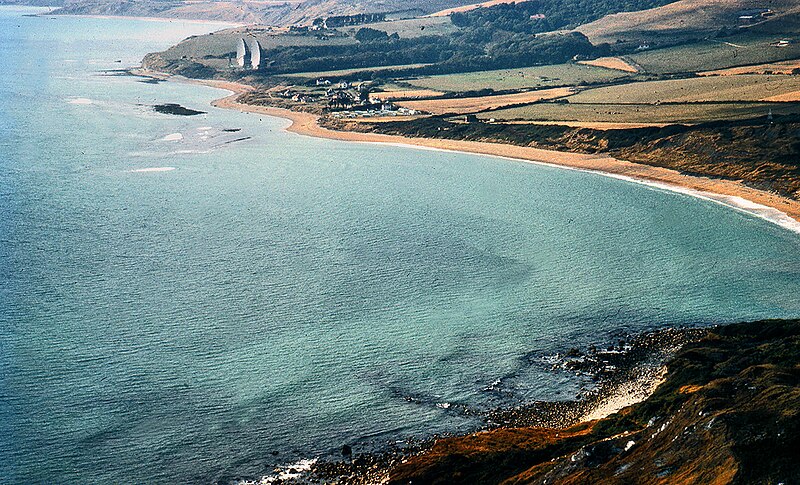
[{"x1": 1, "y1": 7, "x2": 799, "y2": 483}]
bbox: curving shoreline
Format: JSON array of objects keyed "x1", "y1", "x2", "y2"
[{"x1": 154, "y1": 71, "x2": 800, "y2": 234}]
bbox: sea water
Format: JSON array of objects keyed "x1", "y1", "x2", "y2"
[{"x1": 1, "y1": 7, "x2": 799, "y2": 483}]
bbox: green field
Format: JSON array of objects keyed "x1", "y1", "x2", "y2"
[
  {"x1": 280, "y1": 63, "x2": 434, "y2": 80},
  {"x1": 406, "y1": 63, "x2": 637, "y2": 92},
  {"x1": 480, "y1": 101, "x2": 800, "y2": 124},
  {"x1": 338, "y1": 17, "x2": 459, "y2": 39},
  {"x1": 628, "y1": 35, "x2": 800, "y2": 74},
  {"x1": 566, "y1": 75, "x2": 800, "y2": 104}
]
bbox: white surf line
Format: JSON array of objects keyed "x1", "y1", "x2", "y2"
[
  {"x1": 358, "y1": 141, "x2": 800, "y2": 235},
  {"x1": 129, "y1": 167, "x2": 176, "y2": 172}
]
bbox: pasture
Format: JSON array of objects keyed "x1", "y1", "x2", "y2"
[
  {"x1": 407, "y1": 63, "x2": 636, "y2": 92},
  {"x1": 628, "y1": 35, "x2": 800, "y2": 74},
  {"x1": 480, "y1": 101, "x2": 799, "y2": 124},
  {"x1": 566, "y1": 75, "x2": 800, "y2": 104}
]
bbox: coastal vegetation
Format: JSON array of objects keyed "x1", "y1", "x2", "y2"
[{"x1": 386, "y1": 319, "x2": 800, "y2": 484}]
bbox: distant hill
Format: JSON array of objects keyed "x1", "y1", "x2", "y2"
[
  {"x1": 269, "y1": 0, "x2": 483, "y2": 25},
  {"x1": 47, "y1": 0, "x2": 482, "y2": 25},
  {"x1": 578, "y1": 0, "x2": 800, "y2": 46},
  {"x1": 0, "y1": 0, "x2": 65, "y2": 6},
  {"x1": 49, "y1": 0, "x2": 300, "y2": 24}
]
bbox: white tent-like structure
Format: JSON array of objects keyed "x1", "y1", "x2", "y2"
[
  {"x1": 233, "y1": 37, "x2": 262, "y2": 70},
  {"x1": 235, "y1": 38, "x2": 247, "y2": 68},
  {"x1": 248, "y1": 37, "x2": 261, "y2": 70}
]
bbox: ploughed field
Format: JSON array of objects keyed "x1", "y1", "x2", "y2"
[
  {"x1": 479, "y1": 101, "x2": 800, "y2": 124},
  {"x1": 482, "y1": 75, "x2": 800, "y2": 124}
]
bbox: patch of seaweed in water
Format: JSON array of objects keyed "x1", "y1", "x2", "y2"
[{"x1": 153, "y1": 103, "x2": 206, "y2": 116}]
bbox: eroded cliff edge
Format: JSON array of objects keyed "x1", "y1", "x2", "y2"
[{"x1": 387, "y1": 319, "x2": 800, "y2": 484}]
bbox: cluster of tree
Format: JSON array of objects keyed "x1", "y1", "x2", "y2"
[
  {"x1": 354, "y1": 27, "x2": 399, "y2": 43},
  {"x1": 259, "y1": 0, "x2": 674, "y2": 76},
  {"x1": 444, "y1": 31, "x2": 599, "y2": 72},
  {"x1": 313, "y1": 13, "x2": 386, "y2": 28},
  {"x1": 265, "y1": 35, "x2": 450, "y2": 74},
  {"x1": 450, "y1": 0, "x2": 676, "y2": 35}
]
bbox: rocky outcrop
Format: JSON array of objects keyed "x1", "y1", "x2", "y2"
[{"x1": 387, "y1": 319, "x2": 800, "y2": 484}]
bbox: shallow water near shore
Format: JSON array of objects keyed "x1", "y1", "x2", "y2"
[{"x1": 2, "y1": 8, "x2": 800, "y2": 483}]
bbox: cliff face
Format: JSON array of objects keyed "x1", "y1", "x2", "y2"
[{"x1": 388, "y1": 319, "x2": 800, "y2": 485}]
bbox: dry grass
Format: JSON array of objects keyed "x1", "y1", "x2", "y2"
[
  {"x1": 763, "y1": 90, "x2": 800, "y2": 101},
  {"x1": 408, "y1": 63, "x2": 633, "y2": 93},
  {"x1": 578, "y1": 57, "x2": 639, "y2": 73},
  {"x1": 373, "y1": 89, "x2": 445, "y2": 100},
  {"x1": 568, "y1": 74, "x2": 800, "y2": 103},
  {"x1": 501, "y1": 120, "x2": 669, "y2": 129},
  {"x1": 157, "y1": 27, "x2": 355, "y2": 69},
  {"x1": 699, "y1": 60, "x2": 800, "y2": 76},
  {"x1": 481, "y1": 101, "x2": 798, "y2": 124},
  {"x1": 338, "y1": 17, "x2": 459, "y2": 38},
  {"x1": 426, "y1": 0, "x2": 534, "y2": 17},
  {"x1": 577, "y1": 0, "x2": 800, "y2": 45},
  {"x1": 395, "y1": 87, "x2": 572, "y2": 114}
]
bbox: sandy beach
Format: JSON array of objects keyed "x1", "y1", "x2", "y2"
[{"x1": 189, "y1": 76, "x2": 800, "y2": 232}]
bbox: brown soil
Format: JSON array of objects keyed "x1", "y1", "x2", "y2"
[
  {"x1": 578, "y1": 57, "x2": 639, "y2": 73},
  {"x1": 395, "y1": 88, "x2": 572, "y2": 115}
]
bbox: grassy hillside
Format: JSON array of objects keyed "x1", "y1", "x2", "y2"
[
  {"x1": 564, "y1": 75, "x2": 800, "y2": 103},
  {"x1": 337, "y1": 16, "x2": 459, "y2": 38},
  {"x1": 406, "y1": 63, "x2": 638, "y2": 93},
  {"x1": 484, "y1": 102, "x2": 795, "y2": 125},
  {"x1": 578, "y1": 0, "x2": 800, "y2": 46},
  {"x1": 628, "y1": 34, "x2": 800, "y2": 75}
]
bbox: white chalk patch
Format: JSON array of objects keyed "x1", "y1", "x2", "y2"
[{"x1": 68, "y1": 97, "x2": 93, "y2": 105}]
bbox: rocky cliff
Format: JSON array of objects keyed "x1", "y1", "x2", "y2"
[{"x1": 388, "y1": 319, "x2": 800, "y2": 484}]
